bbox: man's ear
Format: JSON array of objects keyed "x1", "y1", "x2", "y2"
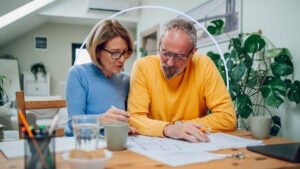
[{"x1": 191, "y1": 48, "x2": 198, "y2": 55}]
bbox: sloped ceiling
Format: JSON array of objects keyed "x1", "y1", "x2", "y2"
[{"x1": 0, "y1": 0, "x2": 140, "y2": 47}]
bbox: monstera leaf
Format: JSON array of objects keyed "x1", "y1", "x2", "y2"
[{"x1": 260, "y1": 76, "x2": 286, "y2": 108}]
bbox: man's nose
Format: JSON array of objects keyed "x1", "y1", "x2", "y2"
[{"x1": 167, "y1": 56, "x2": 176, "y2": 66}]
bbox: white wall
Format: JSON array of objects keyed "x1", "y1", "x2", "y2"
[{"x1": 0, "y1": 23, "x2": 93, "y2": 98}]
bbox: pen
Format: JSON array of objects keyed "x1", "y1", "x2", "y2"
[
  {"x1": 111, "y1": 105, "x2": 149, "y2": 129},
  {"x1": 18, "y1": 111, "x2": 49, "y2": 169},
  {"x1": 130, "y1": 116, "x2": 149, "y2": 129},
  {"x1": 48, "y1": 112, "x2": 61, "y2": 135},
  {"x1": 200, "y1": 127, "x2": 211, "y2": 134}
]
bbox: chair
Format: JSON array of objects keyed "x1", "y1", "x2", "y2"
[{"x1": 15, "y1": 91, "x2": 66, "y2": 139}]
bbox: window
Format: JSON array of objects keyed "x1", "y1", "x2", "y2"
[
  {"x1": 72, "y1": 43, "x2": 91, "y2": 65},
  {"x1": 35, "y1": 37, "x2": 47, "y2": 49}
]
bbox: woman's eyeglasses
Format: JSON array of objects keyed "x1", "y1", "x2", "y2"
[{"x1": 102, "y1": 48, "x2": 131, "y2": 60}]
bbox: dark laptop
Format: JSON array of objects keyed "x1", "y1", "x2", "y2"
[{"x1": 247, "y1": 142, "x2": 300, "y2": 163}]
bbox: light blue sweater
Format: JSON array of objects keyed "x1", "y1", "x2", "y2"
[{"x1": 64, "y1": 63, "x2": 129, "y2": 136}]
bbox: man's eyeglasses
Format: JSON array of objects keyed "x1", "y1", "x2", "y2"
[
  {"x1": 102, "y1": 48, "x2": 131, "y2": 60},
  {"x1": 159, "y1": 49, "x2": 190, "y2": 62}
]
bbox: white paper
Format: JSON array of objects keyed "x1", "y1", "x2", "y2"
[
  {"x1": 127, "y1": 132, "x2": 263, "y2": 166},
  {"x1": 1, "y1": 132, "x2": 262, "y2": 166}
]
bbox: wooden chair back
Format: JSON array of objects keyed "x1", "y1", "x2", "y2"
[{"x1": 15, "y1": 91, "x2": 66, "y2": 139}]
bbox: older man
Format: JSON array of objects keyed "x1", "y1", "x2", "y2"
[{"x1": 128, "y1": 18, "x2": 236, "y2": 143}]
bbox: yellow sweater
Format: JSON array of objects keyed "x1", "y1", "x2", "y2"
[{"x1": 128, "y1": 54, "x2": 236, "y2": 137}]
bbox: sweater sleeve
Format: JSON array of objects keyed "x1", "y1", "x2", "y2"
[
  {"x1": 65, "y1": 66, "x2": 88, "y2": 136},
  {"x1": 186, "y1": 57, "x2": 237, "y2": 132}
]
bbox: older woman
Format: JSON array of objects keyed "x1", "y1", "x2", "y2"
[{"x1": 65, "y1": 19, "x2": 136, "y2": 136}]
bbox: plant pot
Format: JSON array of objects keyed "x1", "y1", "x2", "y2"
[{"x1": 250, "y1": 116, "x2": 272, "y2": 139}]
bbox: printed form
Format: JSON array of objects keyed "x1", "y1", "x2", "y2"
[{"x1": 127, "y1": 132, "x2": 263, "y2": 166}]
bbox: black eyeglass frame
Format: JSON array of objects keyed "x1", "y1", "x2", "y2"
[{"x1": 101, "y1": 48, "x2": 132, "y2": 60}]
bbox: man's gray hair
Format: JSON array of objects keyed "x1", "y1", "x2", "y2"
[{"x1": 160, "y1": 18, "x2": 197, "y2": 48}]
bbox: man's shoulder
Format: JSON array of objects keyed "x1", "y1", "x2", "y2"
[
  {"x1": 192, "y1": 54, "x2": 211, "y2": 61},
  {"x1": 192, "y1": 54, "x2": 214, "y2": 66}
]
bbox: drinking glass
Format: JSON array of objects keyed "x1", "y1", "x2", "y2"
[{"x1": 72, "y1": 114, "x2": 102, "y2": 151}]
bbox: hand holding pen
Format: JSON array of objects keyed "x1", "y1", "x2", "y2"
[
  {"x1": 100, "y1": 106, "x2": 138, "y2": 134},
  {"x1": 101, "y1": 106, "x2": 130, "y2": 124}
]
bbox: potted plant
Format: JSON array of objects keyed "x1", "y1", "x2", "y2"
[
  {"x1": 30, "y1": 63, "x2": 47, "y2": 81},
  {"x1": 206, "y1": 19, "x2": 300, "y2": 136}
]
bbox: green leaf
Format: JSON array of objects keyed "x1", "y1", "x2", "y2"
[
  {"x1": 236, "y1": 94, "x2": 253, "y2": 118},
  {"x1": 269, "y1": 48, "x2": 294, "y2": 77},
  {"x1": 207, "y1": 51, "x2": 220, "y2": 62},
  {"x1": 226, "y1": 59, "x2": 234, "y2": 70},
  {"x1": 261, "y1": 76, "x2": 286, "y2": 108},
  {"x1": 230, "y1": 62, "x2": 247, "y2": 82},
  {"x1": 270, "y1": 61, "x2": 293, "y2": 77},
  {"x1": 139, "y1": 48, "x2": 148, "y2": 57},
  {"x1": 267, "y1": 48, "x2": 292, "y2": 60},
  {"x1": 244, "y1": 34, "x2": 266, "y2": 53},
  {"x1": 207, "y1": 19, "x2": 224, "y2": 35},
  {"x1": 229, "y1": 37, "x2": 242, "y2": 52},
  {"x1": 240, "y1": 53, "x2": 253, "y2": 69},
  {"x1": 245, "y1": 69, "x2": 257, "y2": 88},
  {"x1": 287, "y1": 80, "x2": 300, "y2": 104},
  {"x1": 229, "y1": 81, "x2": 241, "y2": 100},
  {"x1": 207, "y1": 51, "x2": 227, "y2": 83}
]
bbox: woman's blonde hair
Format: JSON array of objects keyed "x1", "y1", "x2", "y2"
[{"x1": 86, "y1": 19, "x2": 134, "y2": 69}]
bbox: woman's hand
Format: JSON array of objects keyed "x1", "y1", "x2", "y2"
[
  {"x1": 100, "y1": 106, "x2": 138, "y2": 135},
  {"x1": 100, "y1": 106, "x2": 130, "y2": 124}
]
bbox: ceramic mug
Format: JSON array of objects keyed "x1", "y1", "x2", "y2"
[
  {"x1": 100, "y1": 122, "x2": 128, "y2": 151},
  {"x1": 250, "y1": 116, "x2": 272, "y2": 139}
]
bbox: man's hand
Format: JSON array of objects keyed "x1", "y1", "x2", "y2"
[{"x1": 163, "y1": 122, "x2": 209, "y2": 143}]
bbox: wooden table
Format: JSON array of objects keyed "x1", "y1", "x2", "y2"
[{"x1": 1, "y1": 130, "x2": 300, "y2": 169}]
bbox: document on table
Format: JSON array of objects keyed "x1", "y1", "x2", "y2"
[{"x1": 127, "y1": 132, "x2": 263, "y2": 167}]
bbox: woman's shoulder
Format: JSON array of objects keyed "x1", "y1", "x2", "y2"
[{"x1": 69, "y1": 63, "x2": 95, "y2": 73}]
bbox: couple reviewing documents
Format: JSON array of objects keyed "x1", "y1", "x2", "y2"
[{"x1": 64, "y1": 18, "x2": 237, "y2": 143}]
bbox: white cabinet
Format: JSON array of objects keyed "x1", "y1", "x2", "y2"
[{"x1": 23, "y1": 72, "x2": 50, "y2": 96}]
